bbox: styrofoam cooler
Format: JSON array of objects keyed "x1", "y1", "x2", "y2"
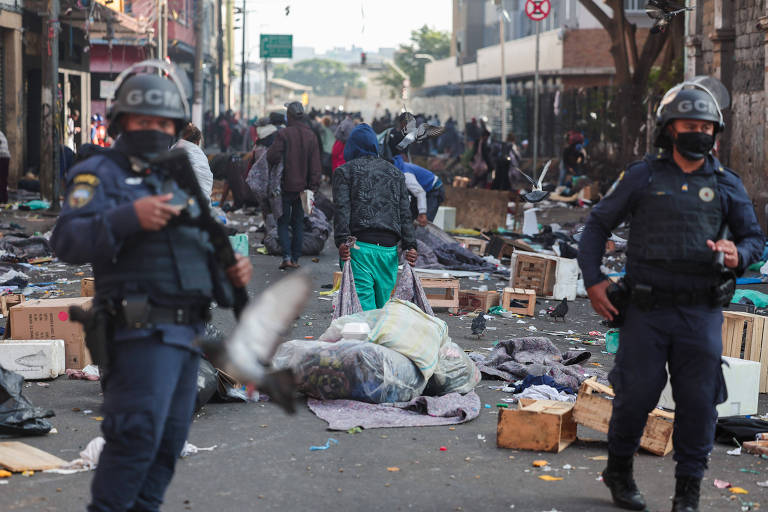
[
  {"x1": 433, "y1": 207, "x2": 456, "y2": 232},
  {"x1": 0, "y1": 339, "x2": 66, "y2": 379},
  {"x1": 658, "y1": 356, "x2": 760, "y2": 417}
]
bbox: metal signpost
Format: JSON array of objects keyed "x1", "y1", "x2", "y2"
[
  {"x1": 260, "y1": 34, "x2": 292, "y2": 115},
  {"x1": 525, "y1": 0, "x2": 550, "y2": 179}
]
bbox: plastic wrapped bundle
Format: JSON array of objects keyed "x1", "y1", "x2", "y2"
[
  {"x1": 424, "y1": 341, "x2": 481, "y2": 396},
  {"x1": 272, "y1": 339, "x2": 426, "y2": 403}
]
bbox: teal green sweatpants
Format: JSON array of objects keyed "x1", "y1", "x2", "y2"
[{"x1": 348, "y1": 241, "x2": 399, "y2": 311}]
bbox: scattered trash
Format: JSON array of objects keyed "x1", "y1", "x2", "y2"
[
  {"x1": 65, "y1": 364, "x2": 100, "y2": 381},
  {"x1": 562, "y1": 464, "x2": 572, "y2": 470},
  {"x1": 180, "y1": 442, "x2": 217, "y2": 457},
  {"x1": 740, "y1": 468, "x2": 760, "y2": 475},
  {"x1": 387, "y1": 467, "x2": 400, "y2": 472},
  {"x1": 728, "y1": 447, "x2": 743, "y2": 456},
  {"x1": 439, "y1": 446, "x2": 447, "y2": 451},
  {"x1": 477, "y1": 434, "x2": 486, "y2": 442},
  {"x1": 346, "y1": 427, "x2": 362, "y2": 434},
  {"x1": 714, "y1": 479, "x2": 731, "y2": 489},
  {"x1": 588, "y1": 455, "x2": 608, "y2": 461},
  {"x1": 729, "y1": 487, "x2": 749, "y2": 494},
  {"x1": 533, "y1": 460, "x2": 549, "y2": 467},
  {"x1": 0, "y1": 366, "x2": 54, "y2": 436},
  {"x1": 0, "y1": 469, "x2": 10, "y2": 478},
  {"x1": 45, "y1": 437, "x2": 105, "y2": 474},
  {"x1": 309, "y1": 438, "x2": 339, "y2": 451},
  {"x1": 756, "y1": 480, "x2": 768, "y2": 487},
  {"x1": 538, "y1": 475, "x2": 563, "y2": 481}
]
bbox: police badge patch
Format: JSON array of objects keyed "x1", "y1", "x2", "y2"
[
  {"x1": 68, "y1": 184, "x2": 95, "y2": 208},
  {"x1": 699, "y1": 186, "x2": 715, "y2": 202}
]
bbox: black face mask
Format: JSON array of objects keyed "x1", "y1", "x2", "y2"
[
  {"x1": 673, "y1": 131, "x2": 715, "y2": 161},
  {"x1": 119, "y1": 130, "x2": 175, "y2": 159}
]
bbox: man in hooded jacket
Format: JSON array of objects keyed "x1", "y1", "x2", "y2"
[{"x1": 332, "y1": 124, "x2": 418, "y2": 311}]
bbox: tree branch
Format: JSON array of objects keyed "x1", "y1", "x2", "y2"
[{"x1": 577, "y1": 0, "x2": 613, "y2": 32}]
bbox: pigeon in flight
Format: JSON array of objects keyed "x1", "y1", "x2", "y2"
[
  {"x1": 396, "y1": 112, "x2": 445, "y2": 151},
  {"x1": 645, "y1": 0, "x2": 691, "y2": 33},
  {"x1": 520, "y1": 160, "x2": 552, "y2": 203}
]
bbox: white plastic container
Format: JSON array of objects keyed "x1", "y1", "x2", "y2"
[
  {"x1": 657, "y1": 356, "x2": 760, "y2": 417},
  {"x1": 0, "y1": 339, "x2": 65, "y2": 380},
  {"x1": 340, "y1": 322, "x2": 371, "y2": 341},
  {"x1": 433, "y1": 207, "x2": 456, "y2": 232}
]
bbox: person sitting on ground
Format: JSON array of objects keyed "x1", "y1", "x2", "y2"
[
  {"x1": 173, "y1": 123, "x2": 214, "y2": 204},
  {"x1": 332, "y1": 124, "x2": 418, "y2": 311}
]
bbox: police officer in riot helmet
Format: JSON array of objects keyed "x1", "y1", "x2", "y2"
[
  {"x1": 577, "y1": 78, "x2": 764, "y2": 512},
  {"x1": 51, "y1": 64, "x2": 252, "y2": 511}
]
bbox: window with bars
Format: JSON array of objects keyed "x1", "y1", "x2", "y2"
[{"x1": 625, "y1": 0, "x2": 645, "y2": 11}]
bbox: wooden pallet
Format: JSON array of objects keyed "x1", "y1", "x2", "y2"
[
  {"x1": 721, "y1": 311, "x2": 768, "y2": 392},
  {"x1": 501, "y1": 287, "x2": 536, "y2": 316},
  {"x1": 511, "y1": 254, "x2": 557, "y2": 297},
  {"x1": 417, "y1": 276, "x2": 459, "y2": 313},
  {"x1": 573, "y1": 378, "x2": 674, "y2": 456},
  {"x1": 458, "y1": 289, "x2": 499, "y2": 312},
  {"x1": 453, "y1": 236, "x2": 488, "y2": 256}
]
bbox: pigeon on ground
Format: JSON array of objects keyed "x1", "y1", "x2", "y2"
[
  {"x1": 548, "y1": 298, "x2": 569, "y2": 322},
  {"x1": 471, "y1": 311, "x2": 487, "y2": 338},
  {"x1": 520, "y1": 160, "x2": 552, "y2": 203}
]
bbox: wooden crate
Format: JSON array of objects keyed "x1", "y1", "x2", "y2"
[
  {"x1": 458, "y1": 289, "x2": 499, "y2": 312},
  {"x1": 721, "y1": 311, "x2": 768, "y2": 392},
  {"x1": 453, "y1": 236, "x2": 488, "y2": 256},
  {"x1": 501, "y1": 287, "x2": 536, "y2": 316},
  {"x1": 0, "y1": 294, "x2": 24, "y2": 317},
  {"x1": 512, "y1": 254, "x2": 557, "y2": 297},
  {"x1": 486, "y1": 236, "x2": 516, "y2": 260},
  {"x1": 497, "y1": 399, "x2": 577, "y2": 453},
  {"x1": 80, "y1": 278, "x2": 95, "y2": 298},
  {"x1": 573, "y1": 379, "x2": 674, "y2": 456},
  {"x1": 743, "y1": 439, "x2": 768, "y2": 456},
  {"x1": 417, "y1": 276, "x2": 459, "y2": 313}
]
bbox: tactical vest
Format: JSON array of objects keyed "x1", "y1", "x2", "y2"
[
  {"x1": 94, "y1": 164, "x2": 214, "y2": 302},
  {"x1": 627, "y1": 158, "x2": 723, "y2": 274}
]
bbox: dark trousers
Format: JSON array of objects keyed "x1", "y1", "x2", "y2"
[
  {"x1": 88, "y1": 336, "x2": 200, "y2": 512},
  {"x1": 277, "y1": 193, "x2": 304, "y2": 262},
  {"x1": 0, "y1": 157, "x2": 8, "y2": 203},
  {"x1": 608, "y1": 304, "x2": 725, "y2": 478}
]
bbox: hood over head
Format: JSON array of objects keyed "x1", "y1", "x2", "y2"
[{"x1": 343, "y1": 124, "x2": 379, "y2": 161}]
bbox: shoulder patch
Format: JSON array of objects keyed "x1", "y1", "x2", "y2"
[
  {"x1": 67, "y1": 184, "x2": 96, "y2": 209},
  {"x1": 72, "y1": 173, "x2": 100, "y2": 186}
]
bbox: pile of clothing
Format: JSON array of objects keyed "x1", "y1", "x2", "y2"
[{"x1": 413, "y1": 224, "x2": 507, "y2": 276}]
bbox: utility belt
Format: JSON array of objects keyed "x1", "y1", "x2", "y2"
[
  {"x1": 606, "y1": 272, "x2": 735, "y2": 327},
  {"x1": 69, "y1": 295, "x2": 211, "y2": 367}
]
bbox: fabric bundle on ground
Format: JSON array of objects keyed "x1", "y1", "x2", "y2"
[
  {"x1": 433, "y1": 243, "x2": 507, "y2": 275},
  {"x1": 0, "y1": 366, "x2": 54, "y2": 436},
  {"x1": 332, "y1": 242, "x2": 363, "y2": 319},
  {"x1": 470, "y1": 337, "x2": 608, "y2": 390},
  {"x1": 0, "y1": 236, "x2": 54, "y2": 262}
]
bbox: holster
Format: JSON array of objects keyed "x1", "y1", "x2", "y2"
[
  {"x1": 69, "y1": 304, "x2": 115, "y2": 367},
  {"x1": 605, "y1": 279, "x2": 631, "y2": 327},
  {"x1": 712, "y1": 271, "x2": 736, "y2": 308}
]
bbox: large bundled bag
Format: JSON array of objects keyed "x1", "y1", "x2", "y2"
[
  {"x1": 424, "y1": 341, "x2": 482, "y2": 396},
  {"x1": 332, "y1": 238, "x2": 363, "y2": 319},
  {"x1": 392, "y1": 264, "x2": 434, "y2": 316},
  {"x1": 272, "y1": 339, "x2": 426, "y2": 403}
]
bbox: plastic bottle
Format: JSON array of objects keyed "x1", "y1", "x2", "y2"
[{"x1": 605, "y1": 329, "x2": 620, "y2": 354}]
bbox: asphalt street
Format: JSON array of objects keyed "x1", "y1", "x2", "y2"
[{"x1": 0, "y1": 208, "x2": 766, "y2": 512}]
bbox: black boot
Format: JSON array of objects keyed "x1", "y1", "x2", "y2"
[
  {"x1": 671, "y1": 476, "x2": 701, "y2": 512},
  {"x1": 602, "y1": 453, "x2": 647, "y2": 510}
]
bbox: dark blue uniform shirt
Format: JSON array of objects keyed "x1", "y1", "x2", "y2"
[
  {"x1": 51, "y1": 138, "x2": 206, "y2": 349},
  {"x1": 578, "y1": 150, "x2": 764, "y2": 291}
]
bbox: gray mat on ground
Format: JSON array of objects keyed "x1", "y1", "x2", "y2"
[{"x1": 306, "y1": 391, "x2": 481, "y2": 430}]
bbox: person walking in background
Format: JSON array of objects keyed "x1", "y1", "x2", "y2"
[
  {"x1": 66, "y1": 110, "x2": 81, "y2": 151},
  {"x1": 0, "y1": 129, "x2": 10, "y2": 203},
  {"x1": 173, "y1": 123, "x2": 214, "y2": 204},
  {"x1": 332, "y1": 118, "x2": 355, "y2": 172},
  {"x1": 267, "y1": 101, "x2": 322, "y2": 270},
  {"x1": 332, "y1": 124, "x2": 418, "y2": 311}
]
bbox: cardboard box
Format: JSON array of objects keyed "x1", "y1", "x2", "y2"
[
  {"x1": 497, "y1": 399, "x2": 577, "y2": 453},
  {"x1": 658, "y1": 356, "x2": 761, "y2": 417},
  {"x1": 0, "y1": 340, "x2": 65, "y2": 379},
  {"x1": 80, "y1": 278, "x2": 95, "y2": 297},
  {"x1": 573, "y1": 378, "x2": 674, "y2": 456},
  {"x1": 458, "y1": 289, "x2": 499, "y2": 312},
  {"x1": 0, "y1": 294, "x2": 25, "y2": 317},
  {"x1": 10, "y1": 298, "x2": 93, "y2": 369}
]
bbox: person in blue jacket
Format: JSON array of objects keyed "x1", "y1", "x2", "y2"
[
  {"x1": 578, "y1": 79, "x2": 764, "y2": 512},
  {"x1": 51, "y1": 66, "x2": 252, "y2": 512}
]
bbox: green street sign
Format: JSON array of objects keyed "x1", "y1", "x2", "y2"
[{"x1": 260, "y1": 34, "x2": 293, "y2": 59}]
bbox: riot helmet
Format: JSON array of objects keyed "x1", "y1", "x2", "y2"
[
  {"x1": 653, "y1": 76, "x2": 729, "y2": 151},
  {"x1": 106, "y1": 60, "x2": 190, "y2": 138}
]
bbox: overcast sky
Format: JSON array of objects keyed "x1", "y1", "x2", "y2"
[{"x1": 240, "y1": 0, "x2": 452, "y2": 59}]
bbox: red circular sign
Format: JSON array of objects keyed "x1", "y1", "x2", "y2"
[{"x1": 525, "y1": 0, "x2": 551, "y2": 21}]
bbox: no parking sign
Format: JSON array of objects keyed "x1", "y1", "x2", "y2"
[{"x1": 525, "y1": 0, "x2": 551, "y2": 21}]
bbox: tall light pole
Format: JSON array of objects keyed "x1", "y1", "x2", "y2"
[
  {"x1": 495, "y1": 0, "x2": 510, "y2": 142},
  {"x1": 457, "y1": 40, "x2": 467, "y2": 147},
  {"x1": 533, "y1": 19, "x2": 541, "y2": 178}
]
